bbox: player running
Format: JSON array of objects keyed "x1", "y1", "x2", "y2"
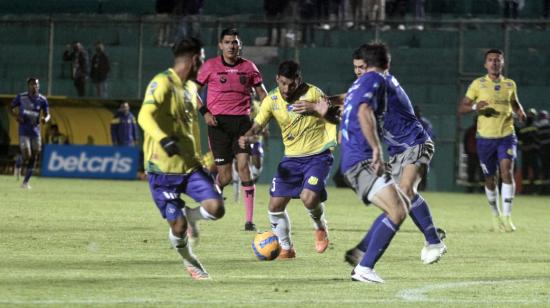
[
  {"x1": 10, "y1": 77, "x2": 50, "y2": 189},
  {"x1": 138, "y1": 37, "x2": 224, "y2": 280},
  {"x1": 339, "y1": 42, "x2": 410, "y2": 283},
  {"x1": 459, "y1": 48, "x2": 526, "y2": 232},
  {"x1": 196, "y1": 28, "x2": 268, "y2": 231},
  {"x1": 239, "y1": 60, "x2": 336, "y2": 259},
  {"x1": 344, "y1": 47, "x2": 447, "y2": 266}
]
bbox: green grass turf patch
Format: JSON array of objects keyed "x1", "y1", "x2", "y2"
[{"x1": 1, "y1": 175, "x2": 549, "y2": 307}]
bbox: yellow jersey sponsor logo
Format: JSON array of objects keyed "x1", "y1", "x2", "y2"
[{"x1": 308, "y1": 176, "x2": 319, "y2": 185}]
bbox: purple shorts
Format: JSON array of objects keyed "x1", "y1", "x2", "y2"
[
  {"x1": 250, "y1": 141, "x2": 264, "y2": 157},
  {"x1": 147, "y1": 169, "x2": 222, "y2": 221},
  {"x1": 476, "y1": 134, "x2": 517, "y2": 176},
  {"x1": 270, "y1": 150, "x2": 333, "y2": 201}
]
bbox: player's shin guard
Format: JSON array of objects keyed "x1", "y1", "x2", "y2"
[
  {"x1": 357, "y1": 213, "x2": 385, "y2": 252},
  {"x1": 242, "y1": 181, "x2": 255, "y2": 223},
  {"x1": 23, "y1": 157, "x2": 35, "y2": 183},
  {"x1": 307, "y1": 202, "x2": 327, "y2": 230},
  {"x1": 501, "y1": 183, "x2": 514, "y2": 216},
  {"x1": 269, "y1": 210, "x2": 291, "y2": 250},
  {"x1": 360, "y1": 215, "x2": 399, "y2": 269},
  {"x1": 484, "y1": 186, "x2": 501, "y2": 216},
  {"x1": 409, "y1": 194, "x2": 440, "y2": 245}
]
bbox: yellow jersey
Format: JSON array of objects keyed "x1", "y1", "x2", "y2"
[
  {"x1": 138, "y1": 68, "x2": 202, "y2": 174},
  {"x1": 465, "y1": 75, "x2": 518, "y2": 138},
  {"x1": 254, "y1": 83, "x2": 337, "y2": 157}
]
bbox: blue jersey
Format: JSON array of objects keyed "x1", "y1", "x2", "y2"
[
  {"x1": 383, "y1": 73, "x2": 430, "y2": 156},
  {"x1": 111, "y1": 112, "x2": 139, "y2": 146},
  {"x1": 340, "y1": 71, "x2": 387, "y2": 173},
  {"x1": 11, "y1": 92, "x2": 49, "y2": 137}
]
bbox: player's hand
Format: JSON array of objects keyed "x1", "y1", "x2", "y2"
[
  {"x1": 293, "y1": 100, "x2": 321, "y2": 115},
  {"x1": 516, "y1": 108, "x2": 526, "y2": 122},
  {"x1": 371, "y1": 148, "x2": 385, "y2": 177},
  {"x1": 238, "y1": 136, "x2": 249, "y2": 149},
  {"x1": 204, "y1": 112, "x2": 217, "y2": 127},
  {"x1": 475, "y1": 101, "x2": 489, "y2": 110},
  {"x1": 44, "y1": 114, "x2": 51, "y2": 123},
  {"x1": 160, "y1": 137, "x2": 180, "y2": 157}
]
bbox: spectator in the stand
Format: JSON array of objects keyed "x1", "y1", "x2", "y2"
[
  {"x1": 173, "y1": 0, "x2": 204, "y2": 41},
  {"x1": 386, "y1": 0, "x2": 406, "y2": 30},
  {"x1": 111, "y1": 101, "x2": 139, "y2": 147},
  {"x1": 503, "y1": 0, "x2": 519, "y2": 19},
  {"x1": 366, "y1": 0, "x2": 386, "y2": 27},
  {"x1": 517, "y1": 108, "x2": 539, "y2": 194},
  {"x1": 90, "y1": 42, "x2": 111, "y2": 98},
  {"x1": 345, "y1": 0, "x2": 367, "y2": 29},
  {"x1": 46, "y1": 124, "x2": 69, "y2": 145},
  {"x1": 463, "y1": 117, "x2": 483, "y2": 193},
  {"x1": 414, "y1": 0, "x2": 425, "y2": 30},
  {"x1": 155, "y1": 0, "x2": 176, "y2": 46},
  {"x1": 535, "y1": 110, "x2": 550, "y2": 194},
  {"x1": 299, "y1": 0, "x2": 317, "y2": 47},
  {"x1": 63, "y1": 41, "x2": 89, "y2": 97},
  {"x1": 264, "y1": 0, "x2": 289, "y2": 46}
]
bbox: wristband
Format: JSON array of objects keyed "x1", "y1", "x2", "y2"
[{"x1": 471, "y1": 103, "x2": 477, "y2": 111}]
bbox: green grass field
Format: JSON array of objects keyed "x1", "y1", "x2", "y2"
[{"x1": 1, "y1": 175, "x2": 549, "y2": 307}]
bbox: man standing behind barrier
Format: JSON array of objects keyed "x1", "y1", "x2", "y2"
[
  {"x1": 10, "y1": 77, "x2": 50, "y2": 189},
  {"x1": 63, "y1": 41, "x2": 89, "y2": 97},
  {"x1": 111, "y1": 101, "x2": 139, "y2": 147},
  {"x1": 459, "y1": 48, "x2": 526, "y2": 232},
  {"x1": 138, "y1": 37, "x2": 224, "y2": 280},
  {"x1": 90, "y1": 42, "x2": 111, "y2": 98},
  {"x1": 196, "y1": 28, "x2": 268, "y2": 231}
]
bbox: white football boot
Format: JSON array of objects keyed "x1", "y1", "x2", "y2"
[
  {"x1": 421, "y1": 242, "x2": 447, "y2": 264},
  {"x1": 351, "y1": 265, "x2": 385, "y2": 283}
]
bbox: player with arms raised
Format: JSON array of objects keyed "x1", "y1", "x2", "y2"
[
  {"x1": 459, "y1": 49, "x2": 526, "y2": 232},
  {"x1": 138, "y1": 37, "x2": 224, "y2": 280},
  {"x1": 240, "y1": 60, "x2": 336, "y2": 258}
]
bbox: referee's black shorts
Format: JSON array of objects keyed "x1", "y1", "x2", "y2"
[{"x1": 208, "y1": 115, "x2": 252, "y2": 165}]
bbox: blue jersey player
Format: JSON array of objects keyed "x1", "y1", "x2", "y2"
[
  {"x1": 344, "y1": 61, "x2": 447, "y2": 266},
  {"x1": 10, "y1": 77, "x2": 50, "y2": 189},
  {"x1": 340, "y1": 43, "x2": 409, "y2": 283}
]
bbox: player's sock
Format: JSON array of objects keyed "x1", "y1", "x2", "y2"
[
  {"x1": 168, "y1": 228, "x2": 193, "y2": 260},
  {"x1": 359, "y1": 215, "x2": 399, "y2": 269},
  {"x1": 22, "y1": 157, "x2": 35, "y2": 184},
  {"x1": 242, "y1": 181, "x2": 255, "y2": 223},
  {"x1": 501, "y1": 183, "x2": 514, "y2": 216},
  {"x1": 185, "y1": 206, "x2": 218, "y2": 223},
  {"x1": 484, "y1": 186, "x2": 501, "y2": 216},
  {"x1": 409, "y1": 194, "x2": 440, "y2": 245},
  {"x1": 356, "y1": 213, "x2": 385, "y2": 252},
  {"x1": 269, "y1": 210, "x2": 292, "y2": 250},
  {"x1": 307, "y1": 202, "x2": 327, "y2": 230}
]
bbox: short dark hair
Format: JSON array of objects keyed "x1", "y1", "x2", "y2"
[
  {"x1": 277, "y1": 60, "x2": 301, "y2": 79},
  {"x1": 172, "y1": 37, "x2": 203, "y2": 57},
  {"x1": 355, "y1": 42, "x2": 390, "y2": 70},
  {"x1": 352, "y1": 47, "x2": 362, "y2": 60},
  {"x1": 220, "y1": 28, "x2": 239, "y2": 41},
  {"x1": 484, "y1": 48, "x2": 504, "y2": 60},
  {"x1": 26, "y1": 77, "x2": 38, "y2": 85}
]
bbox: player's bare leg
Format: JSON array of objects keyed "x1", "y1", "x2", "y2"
[
  {"x1": 236, "y1": 152, "x2": 256, "y2": 231},
  {"x1": 231, "y1": 160, "x2": 240, "y2": 203},
  {"x1": 20, "y1": 143, "x2": 35, "y2": 189},
  {"x1": 168, "y1": 215, "x2": 210, "y2": 280},
  {"x1": 400, "y1": 164, "x2": 447, "y2": 264},
  {"x1": 300, "y1": 188, "x2": 329, "y2": 253},
  {"x1": 184, "y1": 198, "x2": 225, "y2": 245},
  {"x1": 268, "y1": 196, "x2": 295, "y2": 259},
  {"x1": 499, "y1": 158, "x2": 516, "y2": 232}
]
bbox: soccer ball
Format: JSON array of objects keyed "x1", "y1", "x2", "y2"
[{"x1": 252, "y1": 231, "x2": 280, "y2": 261}]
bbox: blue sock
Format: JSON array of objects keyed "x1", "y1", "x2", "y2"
[
  {"x1": 356, "y1": 213, "x2": 385, "y2": 252},
  {"x1": 409, "y1": 194, "x2": 440, "y2": 245},
  {"x1": 359, "y1": 215, "x2": 399, "y2": 269},
  {"x1": 23, "y1": 158, "x2": 35, "y2": 183}
]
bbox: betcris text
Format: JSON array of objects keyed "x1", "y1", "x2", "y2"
[{"x1": 41, "y1": 144, "x2": 139, "y2": 179}]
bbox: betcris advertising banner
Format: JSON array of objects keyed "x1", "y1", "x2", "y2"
[{"x1": 41, "y1": 144, "x2": 139, "y2": 180}]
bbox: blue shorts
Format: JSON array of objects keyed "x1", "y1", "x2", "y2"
[
  {"x1": 476, "y1": 134, "x2": 517, "y2": 176},
  {"x1": 250, "y1": 141, "x2": 264, "y2": 157},
  {"x1": 270, "y1": 151, "x2": 333, "y2": 201},
  {"x1": 147, "y1": 169, "x2": 222, "y2": 221}
]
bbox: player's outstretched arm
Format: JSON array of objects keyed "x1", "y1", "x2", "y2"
[
  {"x1": 239, "y1": 122, "x2": 264, "y2": 149},
  {"x1": 293, "y1": 97, "x2": 341, "y2": 124},
  {"x1": 357, "y1": 103, "x2": 384, "y2": 176},
  {"x1": 459, "y1": 97, "x2": 488, "y2": 114},
  {"x1": 512, "y1": 99, "x2": 526, "y2": 122}
]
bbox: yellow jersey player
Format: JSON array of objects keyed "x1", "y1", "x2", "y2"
[
  {"x1": 240, "y1": 60, "x2": 337, "y2": 258},
  {"x1": 138, "y1": 37, "x2": 224, "y2": 280},
  {"x1": 459, "y1": 48, "x2": 526, "y2": 232}
]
